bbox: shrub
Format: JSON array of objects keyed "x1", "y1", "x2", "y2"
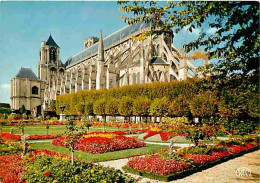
[{"x1": 93, "y1": 98, "x2": 107, "y2": 122}]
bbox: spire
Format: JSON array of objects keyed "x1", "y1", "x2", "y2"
[
  {"x1": 98, "y1": 30, "x2": 104, "y2": 61},
  {"x1": 46, "y1": 34, "x2": 60, "y2": 48}
]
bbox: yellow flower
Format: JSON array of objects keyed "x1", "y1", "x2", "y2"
[
  {"x1": 102, "y1": 180, "x2": 107, "y2": 183},
  {"x1": 53, "y1": 180, "x2": 58, "y2": 183},
  {"x1": 91, "y1": 169, "x2": 94, "y2": 173},
  {"x1": 43, "y1": 166, "x2": 47, "y2": 169},
  {"x1": 99, "y1": 169, "x2": 103, "y2": 174},
  {"x1": 74, "y1": 175, "x2": 78, "y2": 180}
]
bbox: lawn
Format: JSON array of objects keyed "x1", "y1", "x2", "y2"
[
  {"x1": 2, "y1": 125, "x2": 126, "y2": 135},
  {"x1": 30, "y1": 142, "x2": 172, "y2": 162}
]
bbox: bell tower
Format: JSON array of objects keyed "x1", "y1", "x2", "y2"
[{"x1": 38, "y1": 34, "x2": 60, "y2": 83}]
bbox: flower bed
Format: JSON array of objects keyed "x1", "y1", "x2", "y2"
[
  {"x1": 123, "y1": 136, "x2": 259, "y2": 182},
  {"x1": 1, "y1": 132, "x2": 57, "y2": 141},
  {"x1": 52, "y1": 132, "x2": 146, "y2": 154},
  {"x1": 0, "y1": 148, "x2": 135, "y2": 183}
]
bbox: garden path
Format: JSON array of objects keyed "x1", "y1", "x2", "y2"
[{"x1": 98, "y1": 150, "x2": 260, "y2": 183}]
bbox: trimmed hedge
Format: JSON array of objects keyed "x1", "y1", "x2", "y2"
[
  {"x1": 122, "y1": 146, "x2": 259, "y2": 182},
  {"x1": 56, "y1": 79, "x2": 201, "y2": 115}
]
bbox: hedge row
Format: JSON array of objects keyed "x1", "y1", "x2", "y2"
[
  {"x1": 56, "y1": 78, "x2": 259, "y2": 126},
  {"x1": 56, "y1": 79, "x2": 201, "y2": 115}
]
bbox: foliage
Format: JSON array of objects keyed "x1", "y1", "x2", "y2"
[
  {"x1": 22, "y1": 154, "x2": 135, "y2": 183},
  {"x1": 118, "y1": 1, "x2": 259, "y2": 82},
  {"x1": 169, "y1": 95, "x2": 191, "y2": 117},
  {"x1": 105, "y1": 98, "x2": 119, "y2": 116},
  {"x1": 149, "y1": 97, "x2": 169, "y2": 118},
  {"x1": 93, "y1": 98, "x2": 107, "y2": 120},
  {"x1": 75, "y1": 102, "x2": 85, "y2": 116},
  {"x1": 133, "y1": 96, "x2": 151, "y2": 117},
  {"x1": 119, "y1": 96, "x2": 133, "y2": 117},
  {"x1": 20, "y1": 105, "x2": 26, "y2": 115},
  {"x1": 189, "y1": 91, "x2": 218, "y2": 119},
  {"x1": 84, "y1": 101, "x2": 94, "y2": 116}
]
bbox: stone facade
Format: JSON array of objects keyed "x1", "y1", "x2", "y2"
[
  {"x1": 12, "y1": 22, "x2": 202, "y2": 114},
  {"x1": 10, "y1": 68, "x2": 44, "y2": 116}
]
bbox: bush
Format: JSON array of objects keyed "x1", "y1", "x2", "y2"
[{"x1": 22, "y1": 155, "x2": 135, "y2": 183}]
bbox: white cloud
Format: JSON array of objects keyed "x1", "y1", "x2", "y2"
[
  {"x1": 182, "y1": 26, "x2": 200, "y2": 36},
  {"x1": 1, "y1": 84, "x2": 10, "y2": 89},
  {"x1": 207, "y1": 27, "x2": 218, "y2": 35}
]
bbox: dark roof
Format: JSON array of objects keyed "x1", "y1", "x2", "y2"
[
  {"x1": 46, "y1": 34, "x2": 60, "y2": 48},
  {"x1": 67, "y1": 21, "x2": 150, "y2": 66},
  {"x1": 149, "y1": 57, "x2": 168, "y2": 65},
  {"x1": 16, "y1": 68, "x2": 40, "y2": 81}
]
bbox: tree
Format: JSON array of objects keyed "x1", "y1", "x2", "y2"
[
  {"x1": 168, "y1": 95, "x2": 191, "y2": 117},
  {"x1": 75, "y1": 102, "x2": 85, "y2": 116},
  {"x1": 118, "y1": 1, "x2": 259, "y2": 84},
  {"x1": 149, "y1": 97, "x2": 169, "y2": 123},
  {"x1": 93, "y1": 98, "x2": 107, "y2": 132},
  {"x1": 133, "y1": 97, "x2": 151, "y2": 127},
  {"x1": 119, "y1": 96, "x2": 133, "y2": 123},
  {"x1": 84, "y1": 101, "x2": 94, "y2": 120},
  {"x1": 105, "y1": 98, "x2": 119, "y2": 117},
  {"x1": 189, "y1": 91, "x2": 218, "y2": 123},
  {"x1": 20, "y1": 105, "x2": 26, "y2": 115}
]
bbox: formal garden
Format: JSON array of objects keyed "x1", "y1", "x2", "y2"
[{"x1": 1, "y1": 1, "x2": 259, "y2": 183}]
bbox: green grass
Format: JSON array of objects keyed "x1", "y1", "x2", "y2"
[
  {"x1": 30, "y1": 142, "x2": 172, "y2": 162},
  {"x1": 2, "y1": 125, "x2": 127, "y2": 135}
]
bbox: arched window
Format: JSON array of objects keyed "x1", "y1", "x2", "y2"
[{"x1": 32, "y1": 86, "x2": 38, "y2": 95}]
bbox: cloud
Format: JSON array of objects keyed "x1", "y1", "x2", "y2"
[
  {"x1": 181, "y1": 26, "x2": 200, "y2": 36},
  {"x1": 1, "y1": 84, "x2": 10, "y2": 89},
  {"x1": 207, "y1": 27, "x2": 218, "y2": 35}
]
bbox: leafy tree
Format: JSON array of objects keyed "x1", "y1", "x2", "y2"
[
  {"x1": 93, "y1": 98, "x2": 107, "y2": 132},
  {"x1": 133, "y1": 97, "x2": 151, "y2": 126},
  {"x1": 149, "y1": 97, "x2": 169, "y2": 123},
  {"x1": 118, "y1": 96, "x2": 133, "y2": 123},
  {"x1": 105, "y1": 98, "x2": 119, "y2": 117},
  {"x1": 84, "y1": 101, "x2": 94, "y2": 119},
  {"x1": 75, "y1": 102, "x2": 85, "y2": 116},
  {"x1": 118, "y1": 1, "x2": 259, "y2": 84},
  {"x1": 168, "y1": 95, "x2": 191, "y2": 117},
  {"x1": 20, "y1": 105, "x2": 26, "y2": 115},
  {"x1": 190, "y1": 91, "x2": 218, "y2": 122}
]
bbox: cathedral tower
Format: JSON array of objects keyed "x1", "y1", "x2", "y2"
[{"x1": 38, "y1": 34, "x2": 60, "y2": 83}]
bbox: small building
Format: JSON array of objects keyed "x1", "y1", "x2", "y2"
[{"x1": 10, "y1": 68, "x2": 44, "y2": 116}]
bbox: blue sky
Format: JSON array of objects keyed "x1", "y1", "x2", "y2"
[{"x1": 0, "y1": 1, "x2": 214, "y2": 104}]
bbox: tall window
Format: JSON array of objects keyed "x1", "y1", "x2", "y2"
[{"x1": 32, "y1": 86, "x2": 38, "y2": 95}]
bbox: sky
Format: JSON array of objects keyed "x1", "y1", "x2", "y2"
[{"x1": 0, "y1": 1, "x2": 215, "y2": 104}]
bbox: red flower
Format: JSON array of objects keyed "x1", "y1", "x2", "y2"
[
  {"x1": 220, "y1": 110, "x2": 225, "y2": 114},
  {"x1": 44, "y1": 172, "x2": 50, "y2": 176}
]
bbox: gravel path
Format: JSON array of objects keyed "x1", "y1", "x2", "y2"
[{"x1": 99, "y1": 150, "x2": 260, "y2": 183}]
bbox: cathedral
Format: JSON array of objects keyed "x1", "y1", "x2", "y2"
[{"x1": 10, "y1": 21, "x2": 199, "y2": 116}]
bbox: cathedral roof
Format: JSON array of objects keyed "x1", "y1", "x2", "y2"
[
  {"x1": 16, "y1": 68, "x2": 40, "y2": 81},
  {"x1": 66, "y1": 21, "x2": 150, "y2": 66},
  {"x1": 46, "y1": 34, "x2": 60, "y2": 48}
]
